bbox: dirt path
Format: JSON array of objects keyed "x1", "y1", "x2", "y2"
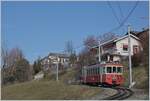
[{"x1": 126, "y1": 88, "x2": 149, "y2": 100}]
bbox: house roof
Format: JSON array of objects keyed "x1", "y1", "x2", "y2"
[
  {"x1": 125, "y1": 28, "x2": 149, "y2": 36},
  {"x1": 48, "y1": 53, "x2": 69, "y2": 58},
  {"x1": 114, "y1": 34, "x2": 140, "y2": 42},
  {"x1": 40, "y1": 53, "x2": 69, "y2": 62},
  {"x1": 135, "y1": 28, "x2": 149, "y2": 36},
  {"x1": 91, "y1": 34, "x2": 140, "y2": 49}
]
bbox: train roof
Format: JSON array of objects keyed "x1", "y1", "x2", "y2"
[{"x1": 84, "y1": 62, "x2": 123, "y2": 68}]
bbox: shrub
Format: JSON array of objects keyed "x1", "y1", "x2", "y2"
[{"x1": 132, "y1": 52, "x2": 142, "y2": 67}]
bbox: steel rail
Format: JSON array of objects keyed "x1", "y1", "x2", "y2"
[{"x1": 103, "y1": 87, "x2": 134, "y2": 100}]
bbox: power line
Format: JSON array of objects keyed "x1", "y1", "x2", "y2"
[
  {"x1": 117, "y1": 1, "x2": 124, "y2": 19},
  {"x1": 117, "y1": 1, "x2": 139, "y2": 30},
  {"x1": 106, "y1": 1, "x2": 139, "y2": 34},
  {"x1": 60, "y1": 1, "x2": 139, "y2": 54},
  {"x1": 80, "y1": 1, "x2": 139, "y2": 51},
  {"x1": 107, "y1": 1, "x2": 121, "y2": 25},
  {"x1": 71, "y1": 1, "x2": 139, "y2": 52},
  {"x1": 116, "y1": 1, "x2": 125, "y2": 35}
]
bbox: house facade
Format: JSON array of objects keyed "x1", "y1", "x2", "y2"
[
  {"x1": 92, "y1": 34, "x2": 142, "y2": 62},
  {"x1": 41, "y1": 53, "x2": 69, "y2": 71}
]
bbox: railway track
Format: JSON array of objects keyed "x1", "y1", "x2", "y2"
[{"x1": 103, "y1": 87, "x2": 134, "y2": 100}]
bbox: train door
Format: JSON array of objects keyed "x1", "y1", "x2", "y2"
[{"x1": 100, "y1": 66, "x2": 106, "y2": 83}]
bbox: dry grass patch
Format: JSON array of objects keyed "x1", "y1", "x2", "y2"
[
  {"x1": 2, "y1": 79, "x2": 101, "y2": 100},
  {"x1": 123, "y1": 66, "x2": 149, "y2": 89}
]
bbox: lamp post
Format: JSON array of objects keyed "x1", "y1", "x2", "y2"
[
  {"x1": 98, "y1": 41, "x2": 101, "y2": 63},
  {"x1": 56, "y1": 56, "x2": 59, "y2": 81}
]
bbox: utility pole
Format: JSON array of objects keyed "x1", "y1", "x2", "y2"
[
  {"x1": 98, "y1": 41, "x2": 101, "y2": 62},
  {"x1": 56, "y1": 62, "x2": 59, "y2": 81},
  {"x1": 128, "y1": 25, "x2": 135, "y2": 88},
  {"x1": 56, "y1": 56, "x2": 59, "y2": 81}
]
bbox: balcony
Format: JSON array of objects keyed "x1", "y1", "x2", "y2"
[
  {"x1": 102, "y1": 48, "x2": 120, "y2": 55},
  {"x1": 95, "y1": 48, "x2": 120, "y2": 57}
]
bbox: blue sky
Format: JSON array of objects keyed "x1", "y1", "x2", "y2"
[{"x1": 2, "y1": 1, "x2": 149, "y2": 64}]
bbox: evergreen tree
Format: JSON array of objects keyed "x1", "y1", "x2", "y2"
[
  {"x1": 33, "y1": 58, "x2": 42, "y2": 75},
  {"x1": 15, "y1": 58, "x2": 30, "y2": 82}
]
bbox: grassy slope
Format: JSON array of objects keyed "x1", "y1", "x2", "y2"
[
  {"x1": 2, "y1": 68, "x2": 102, "y2": 100},
  {"x1": 123, "y1": 66, "x2": 149, "y2": 89}
]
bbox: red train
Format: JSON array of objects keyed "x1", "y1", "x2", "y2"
[{"x1": 80, "y1": 62, "x2": 124, "y2": 86}]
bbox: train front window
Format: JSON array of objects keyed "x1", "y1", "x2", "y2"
[
  {"x1": 113, "y1": 67, "x2": 116, "y2": 73},
  {"x1": 117, "y1": 67, "x2": 122, "y2": 73},
  {"x1": 107, "y1": 67, "x2": 112, "y2": 73}
]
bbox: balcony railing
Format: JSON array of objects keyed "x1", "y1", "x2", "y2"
[
  {"x1": 95, "y1": 48, "x2": 120, "y2": 57},
  {"x1": 102, "y1": 48, "x2": 119, "y2": 54}
]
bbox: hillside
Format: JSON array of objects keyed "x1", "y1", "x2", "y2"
[
  {"x1": 1, "y1": 68, "x2": 102, "y2": 100},
  {"x1": 123, "y1": 66, "x2": 149, "y2": 90}
]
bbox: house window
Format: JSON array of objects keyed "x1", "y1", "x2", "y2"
[
  {"x1": 133, "y1": 45, "x2": 139, "y2": 54},
  {"x1": 123, "y1": 44, "x2": 128, "y2": 51}
]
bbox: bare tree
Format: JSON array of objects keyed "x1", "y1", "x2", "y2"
[
  {"x1": 1, "y1": 47, "x2": 8, "y2": 68},
  {"x1": 1, "y1": 47, "x2": 32, "y2": 85},
  {"x1": 7, "y1": 47, "x2": 24, "y2": 67},
  {"x1": 84, "y1": 35, "x2": 98, "y2": 50},
  {"x1": 98, "y1": 33, "x2": 118, "y2": 43},
  {"x1": 77, "y1": 35, "x2": 98, "y2": 68},
  {"x1": 65, "y1": 41, "x2": 77, "y2": 67},
  {"x1": 65, "y1": 40, "x2": 75, "y2": 55}
]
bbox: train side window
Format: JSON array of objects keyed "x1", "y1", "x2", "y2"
[
  {"x1": 87, "y1": 69, "x2": 88, "y2": 75},
  {"x1": 93, "y1": 68, "x2": 94, "y2": 74},
  {"x1": 95, "y1": 67, "x2": 98, "y2": 74},
  {"x1": 103, "y1": 67, "x2": 105, "y2": 73},
  {"x1": 117, "y1": 67, "x2": 122, "y2": 73},
  {"x1": 82, "y1": 68, "x2": 85, "y2": 75},
  {"x1": 107, "y1": 67, "x2": 112, "y2": 73},
  {"x1": 97, "y1": 68, "x2": 99, "y2": 74},
  {"x1": 97, "y1": 68, "x2": 98, "y2": 74},
  {"x1": 100, "y1": 68, "x2": 102, "y2": 74},
  {"x1": 113, "y1": 67, "x2": 116, "y2": 73},
  {"x1": 89, "y1": 69, "x2": 91, "y2": 75},
  {"x1": 93, "y1": 68, "x2": 95, "y2": 74}
]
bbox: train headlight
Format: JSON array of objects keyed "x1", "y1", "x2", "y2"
[{"x1": 112, "y1": 76, "x2": 116, "y2": 80}]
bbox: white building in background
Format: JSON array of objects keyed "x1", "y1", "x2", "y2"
[
  {"x1": 91, "y1": 34, "x2": 142, "y2": 62},
  {"x1": 41, "y1": 53, "x2": 69, "y2": 71}
]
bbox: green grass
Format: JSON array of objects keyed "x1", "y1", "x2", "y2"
[{"x1": 2, "y1": 68, "x2": 102, "y2": 100}]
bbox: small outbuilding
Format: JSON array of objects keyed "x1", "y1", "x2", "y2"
[{"x1": 34, "y1": 71, "x2": 44, "y2": 80}]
